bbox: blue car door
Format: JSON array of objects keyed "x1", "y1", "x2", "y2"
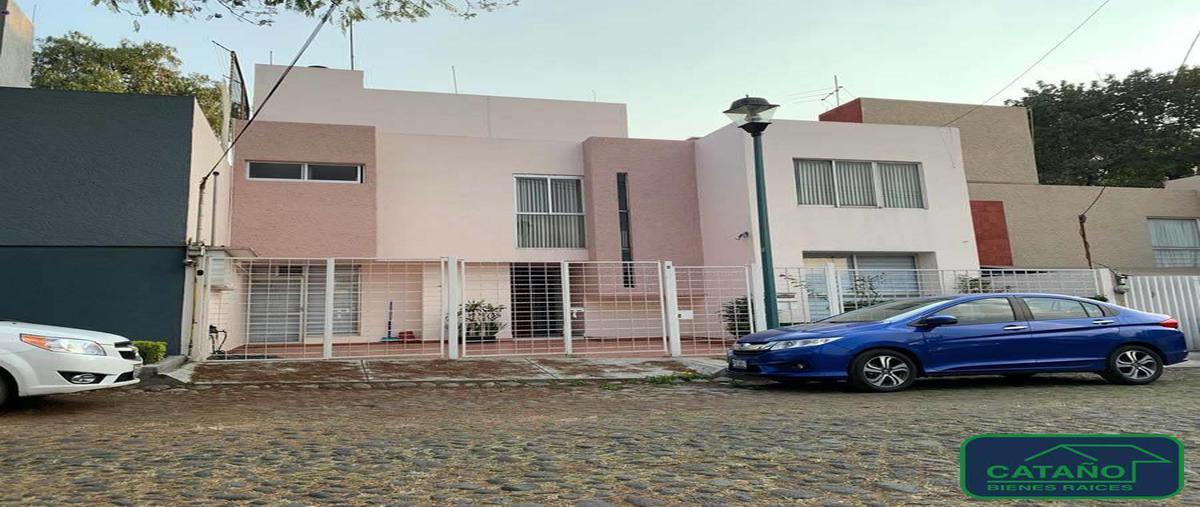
[
  {"x1": 1019, "y1": 296, "x2": 1119, "y2": 369},
  {"x1": 923, "y1": 297, "x2": 1037, "y2": 373}
]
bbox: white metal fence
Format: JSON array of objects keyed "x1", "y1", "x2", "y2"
[
  {"x1": 675, "y1": 266, "x2": 755, "y2": 356},
  {"x1": 199, "y1": 258, "x2": 448, "y2": 361},
  {"x1": 194, "y1": 257, "x2": 1109, "y2": 361},
  {"x1": 775, "y1": 266, "x2": 1105, "y2": 324},
  {"x1": 1125, "y1": 275, "x2": 1200, "y2": 350},
  {"x1": 195, "y1": 257, "x2": 754, "y2": 361}
]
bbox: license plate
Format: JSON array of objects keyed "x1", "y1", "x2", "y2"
[{"x1": 731, "y1": 359, "x2": 748, "y2": 369}]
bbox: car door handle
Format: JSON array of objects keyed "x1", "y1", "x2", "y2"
[
  {"x1": 1002, "y1": 325, "x2": 1028, "y2": 331},
  {"x1": 1092, "y1": 319, "x2": 1115, "y2": 325}
]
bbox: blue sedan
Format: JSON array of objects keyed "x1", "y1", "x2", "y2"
[{"x1": 727, "y1": 293, "x2": 1189, "y2": 392}]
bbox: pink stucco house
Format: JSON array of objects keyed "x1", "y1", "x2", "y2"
[{"x1": 198, "y1": 65, "x2": 985, "y2": 360}]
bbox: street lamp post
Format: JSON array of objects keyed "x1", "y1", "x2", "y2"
[{"x1": 724, "y1": 96, "x2": 781, "y2": 329}]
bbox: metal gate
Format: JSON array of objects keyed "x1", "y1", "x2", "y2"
[
  {"x1": 1125, "y1": 275, "x2": 1200, "y2": 350},
  {"x1": 457, "y1": 261, "x2": 669, "y2": 357},
  {"x1": 199, "y1": 257, "x2": 448, "y2": 361},
  {"x1": 674, "y1": 266, "x2": 755, "y2": 356}
]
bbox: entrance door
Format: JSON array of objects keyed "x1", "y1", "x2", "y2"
[
  {"x1": 247, "y1": 266, "x2": 304, "y2": 343},
  {"x1": 509, "y1": 263, "x2": 563, "y2": 339}
]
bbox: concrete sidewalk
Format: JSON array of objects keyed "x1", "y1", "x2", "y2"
[{"x1": 170, "y1": 357, "x2": 728, "y2": 385}]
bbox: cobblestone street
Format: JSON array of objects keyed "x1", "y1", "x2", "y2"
[{"x1": 2, "y1": 369, "x2": 1198, "y2": 506}]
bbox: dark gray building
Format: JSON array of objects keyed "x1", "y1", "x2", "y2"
[{"x1": 0, "y1": 87, "x2": 226, "y2": 354}]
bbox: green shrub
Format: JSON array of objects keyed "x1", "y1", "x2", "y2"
[
  {"x1": 720, "y1": 297, "x2": 753, "y2": 338},
  {"x1": 133, "y1": 341, "x2": 167, "y2": 364}
]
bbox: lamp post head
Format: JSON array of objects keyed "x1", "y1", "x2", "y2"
[{"x1": 724, "y1": 96, "x2": 779, "y2": 135}]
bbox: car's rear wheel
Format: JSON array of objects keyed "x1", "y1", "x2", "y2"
[
  {"x1": 850, "y1": 350, "x2": 917, "y2": 392},
  {"x1": 1101, "y1": 345, "x2": 1163, "y2": 385}
]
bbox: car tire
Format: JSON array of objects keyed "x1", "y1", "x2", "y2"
[
  {"x1": 1101, "y1": 345, "x2": 1164, "y2": 385},
  {"x1": 0, "y1": 372, "x2": 12, "y2": 408},
  {"x1": 850, "y1": 350, "x2": 917, "y2": 392}
]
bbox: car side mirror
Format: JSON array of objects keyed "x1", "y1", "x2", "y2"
[{"x1": 916, "y1": 314, "x2": 958, "y2": 328}]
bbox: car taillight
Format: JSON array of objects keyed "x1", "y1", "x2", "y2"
[{"x1": 1161, "y1": 318, "x2": 1180, "y2": 329}]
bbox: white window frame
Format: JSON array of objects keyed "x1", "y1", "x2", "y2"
[
  {"x1": 1148, "y1": 217, "x2": 1200, "y2": 267},
  {"x1": 513, "y1": 174, "x2": 587, "y2": 249},
  {"x1": 246, "y1": 161, "x2": 364, "y2": 184},
  {"x1": 794, "y1": 158, "x2": 927, "y2": 209}
]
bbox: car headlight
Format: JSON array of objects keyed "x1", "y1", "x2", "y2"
[
  {"x1": 20, "y1": 334, "x2": 106, "y2": 356},
  {"x1": 768, "y1": 336, "x2": 842, "y2": 350}
]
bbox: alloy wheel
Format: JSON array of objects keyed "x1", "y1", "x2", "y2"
[
  {"x1": 862, "y1": 354, "x2": 911, "y2": 388},
  {"x1": 1115, "y1": 349, "x2": 1158, "y2": 380}
]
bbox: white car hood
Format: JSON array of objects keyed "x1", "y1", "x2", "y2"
[{"x1": 1, "y1": 321, "x2": 130, "y2": 345}]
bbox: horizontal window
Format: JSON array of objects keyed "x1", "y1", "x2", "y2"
[
  {"x1": 1148, "y1": 218, "x2": 1200, "y2": 268},
  {"x1": 247, "y1": 162, "x2": 363, "y2": 183},
  {"x1": 794, "y1": 159, "x2": 924, "y2": 209},
  {"x1": 248, "y1": 162, "x2": 303, "y2": 180}
]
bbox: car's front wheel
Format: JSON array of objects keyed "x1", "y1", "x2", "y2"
[
  {"x1": 1101, "y1": 345, "x2": 1164, "y2": 385},
  {"x1": 850, "y1": 350, "x2": 917, "y2": 392},
  {"x1": 0, "y1": 372, "x2": 12, "y2": 408}
]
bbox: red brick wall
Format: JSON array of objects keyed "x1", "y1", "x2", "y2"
[
  {"x1": 817, "y1": 99, "x2": 864, "y2": 123},
  {"x1": 970, "y1": 200, "x2": 1013, "y2": 267}
]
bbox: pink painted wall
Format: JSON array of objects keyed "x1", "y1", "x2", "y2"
[
  {"x1": 374, "y1": 132, "x2": 589, "y2": 262},
  {"x1": 582, "y1": 137, "x2": 704, "y2": 265},
  {"x1": 230, "y1": 120, "x2": 377, "y2": 257},
  {"x1": 252, "y1": 65, "x2": 628, "y2": 142}
]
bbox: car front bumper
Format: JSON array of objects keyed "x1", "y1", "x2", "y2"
[
  {"x1": 10, "y1": 349, "x2": 141, "y2": 396},
  {"x1": 726, "y1": 346, "x2": 849, "y2": 380}
]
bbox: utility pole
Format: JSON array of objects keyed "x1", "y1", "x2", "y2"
[
  {"x1": 349, "y1": 19, "x2": 356, "y2": 70},
  {"x1": 834, "y1": 75, "x2": 841, "y2": 106}
]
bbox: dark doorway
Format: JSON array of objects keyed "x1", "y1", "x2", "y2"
[{"x1": 509, "y1": 263, "x2": 563, "y2": 338}]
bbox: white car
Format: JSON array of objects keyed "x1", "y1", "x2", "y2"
[{"x1": 0, "y1": 320, "x2": 142, "y2": 406}]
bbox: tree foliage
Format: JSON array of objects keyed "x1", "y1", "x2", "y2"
[
  {"x1": 32, "y1": 32, "x2": 223, "y2": 132},
  {"x1": 1008, "y1": 67, "x2": 1200, "y2": 187},
  {"x1": 92, "y1": 0, "x2": 517, "y2": 26}
]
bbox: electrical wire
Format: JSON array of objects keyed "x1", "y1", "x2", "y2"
[
  {"x1": 1173, "y1": 27, "x2": 1200, "y2": 85},
  {"x1": 941, "y1": 0, "x2": 1111, "y2": 127},
  {"x1": 787, "y1": 86, "x2": 836, "y2": 97},
  {"x1": 200, "y1": 0, "x2": 342, "y2": 182},
  {"x1": 1180, "y1": 28, "x2": 1200, "y2": 70},
  {"x1": 1081, "y1": 186, "x2": 1107, "y2": 216}
]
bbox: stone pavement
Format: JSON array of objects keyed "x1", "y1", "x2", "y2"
[
  {"x1": 177, "y1": 357, "x2": 729, "y2": 385},
  {"x1": 1, "y1": 368, "x2": 1198, "y2": 506}
]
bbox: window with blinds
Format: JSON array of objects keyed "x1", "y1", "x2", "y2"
[
  {"x1": 1148, "y1": 218, "x2": 1200, "y2": 267},
  {"x1": 515, "y1": 176, "x2": 586, "y2": 248},
  {"x1": 794, "y1": 159, "x2": 924, "y2": 209}
]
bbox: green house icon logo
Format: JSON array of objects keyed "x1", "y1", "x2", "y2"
[{"x1": 961, "y1": 434, "x2": 1184, "y2": 500}]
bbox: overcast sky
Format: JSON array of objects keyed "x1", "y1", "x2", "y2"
[{"x1": 20, "y1": 0, "x2": 1200, "y2": 139}]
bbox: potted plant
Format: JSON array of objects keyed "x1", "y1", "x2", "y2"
[{"x1": 462, "y1": 299, "x2": 507, "y2": 343}]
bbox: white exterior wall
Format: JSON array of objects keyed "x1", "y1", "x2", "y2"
[
  {"x1": 694, "y1": 125, "x2": 756, "y2": 266},
  {"x1": 252, "y1": 65, "x2": 627, "y2": 142},
  {"x1": 187, "y1": 101, "x2": 232, "y2": 246},
  {"x1": 695, "y1": 122, "x2": 980, "y2": 270}
]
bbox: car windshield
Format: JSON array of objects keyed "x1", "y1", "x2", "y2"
[{"x1": 820, "y1": 297, "x2": 955, "y2": 323}]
